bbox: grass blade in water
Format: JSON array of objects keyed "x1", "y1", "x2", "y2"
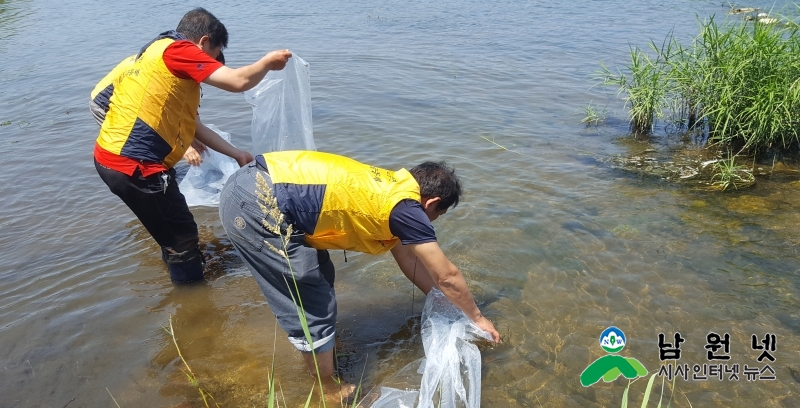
[{"x1": 640, "y1": 373, "x2": 658, "y2": 408}]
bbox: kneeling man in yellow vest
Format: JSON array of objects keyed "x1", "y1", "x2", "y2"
[{"x1": 219, "y1": 151, "x2": 501, "y2": 401}]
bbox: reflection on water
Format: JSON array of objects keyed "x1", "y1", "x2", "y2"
[
  {"x1": 1, "y1": 0, "x2": 799, "y2": 406},
  {"x1": 0, "y1": 0, "x2": 31, "y2": 41}
]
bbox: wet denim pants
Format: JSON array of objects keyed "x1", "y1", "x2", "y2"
[
  {"x1": 219, "y1": 162, "x2": 337, "y2": 353},
  {"x1": 94, "y1": 159, "x2": 203, "y2": 282}
]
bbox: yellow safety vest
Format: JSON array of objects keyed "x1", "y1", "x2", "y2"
[
  {"x1": 91, "y1": 54, "x2": 136, "y2": 101},
  {"x1": 96, "y1": 38, "x2": 200, "y2": 168},
  {"x1": 262, "y1": 151, "x2": 421, "y2": 254},
  {"x1": 90, "y1": 54, "x2": 136, "y2": 126}
]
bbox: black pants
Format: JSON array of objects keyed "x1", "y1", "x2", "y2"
[{"x1": 95, "y1": 159, "x2": 203, "y2": 280}]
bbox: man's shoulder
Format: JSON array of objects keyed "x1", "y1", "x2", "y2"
[
  {"x1": 162, "y1": 41, "x2": 223, "y2": 82},
  {"x1": 389, "y1": 199, "x2": 437, "y2": 245},
  {"x1": 165, "y1": 39, "x2": 198, "y2": 50}
]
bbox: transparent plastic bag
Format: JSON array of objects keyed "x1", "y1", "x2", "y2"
[
  {"x1": 369, "y1": 289, "x2": 491, "y2": 408},
  {"x1": 417, "y1": 289, "x2": 491, "y2": 408},
  {"x1": 177, "y1": 124, "x2": 239, "y2": 207},
  {"x1": 369, "y1": 387, "x2": 419, "y2": 408},
  {"x1": 244, "y1": 54, "x2": 315, "y2": 153}
]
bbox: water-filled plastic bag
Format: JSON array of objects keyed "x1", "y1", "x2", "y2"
[
  {"x1": 178, "y1": 124, "x2": 239, "y2": 207},
  {"x1": 369, "y1": 289, "x2": 491, "y2": 408},
  {"x1": 244, "y1": 54, "x2": 315, "y2": 153}
]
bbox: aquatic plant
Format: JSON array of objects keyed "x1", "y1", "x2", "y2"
[
  {"x1": 581, "y1": 102, "x2": 607, "y2": 126},
  {"x1": 689, "y1": 15, "x2": 800, "y2": 152},
  {"x1": 709, "y1": 153, "x2": 755, "y2": 190},
  {"x1": 618, "y1": 371, "x2": 691, "y2": 408},
  {"x1": 599, "y1": 41, "x2": 671, "y2": 135},
  {"x1": 599, "y1": 13, "x2": 800, "y2": 155},
  {"x1": 479, "y1": 135, "x2": 522, "y2": 154},
  {"x1": 106, "y1": 388, "x2": 121, "y2": 408},
  {"x1": 163, "y1": 315, "x2": 220, "y2": 407}
]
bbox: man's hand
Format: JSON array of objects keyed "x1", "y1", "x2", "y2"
[
  {"x1": 265, "y1": 49, "x2": 292, "y2": 71},
  {"x1": 183, "y1": 140, "x2": 207, "y2": 166},
  {"x1": 474, "y1": 316, "x2": 501, "y2": 343},
  {"x1": 234, "y1": 149, "x2": 254, "y2": 167},
  {"x1": 191, "y1": 138, "x2": 208, "y2": 155}
]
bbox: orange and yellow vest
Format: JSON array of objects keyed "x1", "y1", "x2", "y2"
[
  {"x1": 262, "y1": 151, "x2": 421, "y2": 254},
  {"x1": 95, "y1": 35, "x2": 200, "y2": 168}
]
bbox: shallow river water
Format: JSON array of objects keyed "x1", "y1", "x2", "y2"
[{"x1": 1, "y1": 0, "x2": 799, "y2": 407}]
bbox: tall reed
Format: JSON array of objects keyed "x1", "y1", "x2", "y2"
[
  {"x1": 599, "y1": 40, "x2": 671, "y2": 135},
  {"x1": 600, "y1": 13, "x2": 800, "y2": 155},
  {"x1": 163, "y1": 316, "x2": 219, "y2": 408}
]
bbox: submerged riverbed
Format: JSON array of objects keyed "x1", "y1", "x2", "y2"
[{"x1": 1, "y1": 0, "x2": 799, "y2": 406}]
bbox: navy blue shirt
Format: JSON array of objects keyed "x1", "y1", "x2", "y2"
[{"x1": 389, "y1": 199, "x2": 437, "y2": 245}]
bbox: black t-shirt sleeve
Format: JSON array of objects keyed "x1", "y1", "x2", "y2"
[{"x1": 389, "y1": 199, "x2": 437, "y2": 245}]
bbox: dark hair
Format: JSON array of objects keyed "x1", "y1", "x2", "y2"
[
  {"x1": 409, "y1": 161, "x2": 462, "y2": 211},
  {"x1": 176, "y1": 8, "x2": 228, "y2": 49}
]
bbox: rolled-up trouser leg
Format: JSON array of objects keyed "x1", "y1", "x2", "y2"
[
  {"x1": 162, "y1": 246, "x2": 205, "y2": 282},
  {"x1": 220, "y1": 163, "x2": 337, "y2": 353},
  {"x1": 95, "y1": 159, "x2": 203, "y2": 282}
]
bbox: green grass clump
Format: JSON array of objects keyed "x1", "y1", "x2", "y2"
[
  {"x1": 582, "y1": 102, "x2": 608, "y2": 126},
  {"x1": 709, "y1": 154, "x2": 755, "y2": 190},
  {"x1": 599, "y1": 12, "x2": 800, "y2": 154},
  {"x1": 600, "y1": 39, "x2": 671, "y2": 135}
]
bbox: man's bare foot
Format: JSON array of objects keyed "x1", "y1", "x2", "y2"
[
  {"x1": 352, "y1": 388, "x2": 381, "y2": 407},
  {"x1": 322, "y1": 380, "x2": 358, "y2": 405}
]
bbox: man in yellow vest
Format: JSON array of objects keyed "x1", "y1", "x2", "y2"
[
  {"x1": 219, "y1": 151, "x2": 501, "y2": 401},
  {"x1": 92, "y1": 8, "x2": 292, "y2": 282}
]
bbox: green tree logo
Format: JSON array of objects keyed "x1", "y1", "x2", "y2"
[{"x1": 580, "y1": 326, "x2": 647, "y2": 387}]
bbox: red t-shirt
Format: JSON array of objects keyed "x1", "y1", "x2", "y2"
[
  {"x1": 94, "y1": 40, "x2": 224, "y2": 177},
  {"x1": 162, "y1": 40, "x2": 224, "y2": 82}
]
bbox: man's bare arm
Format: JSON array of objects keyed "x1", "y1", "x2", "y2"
[
  {"x1": 391, "y1": 241, "x2": 501, "y2": 342},
  {"x1": 193, "y1": 116, "x2": 253, "y2": 167},
  {"x1": 391, "y1": 243, "x2": 437, "y2": 294},
  {"x1": 203, "y1": 50, "x2": 292, "y2": 92}
]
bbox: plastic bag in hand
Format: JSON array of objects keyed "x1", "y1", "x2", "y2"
[
  {"x1": 370, "y1": 289, "x2": 491, "y2": 408},
  {"x1": 417, "y1": 289, "x2": 491, "y2": 408},
  {"x1": 177, "y1": 124, "x2": 239, "y2": 207},
  {"x1": 244, "y1": 54, "x2": 315, "y2": 153}
]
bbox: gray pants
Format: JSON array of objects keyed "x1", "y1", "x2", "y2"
[{"x1": 219, "y1": 162, "x2": 336, "y2": 353}]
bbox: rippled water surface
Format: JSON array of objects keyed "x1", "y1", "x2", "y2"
[{"x1": 2, "y1": 0, "x2": 799, "y2": 407}]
